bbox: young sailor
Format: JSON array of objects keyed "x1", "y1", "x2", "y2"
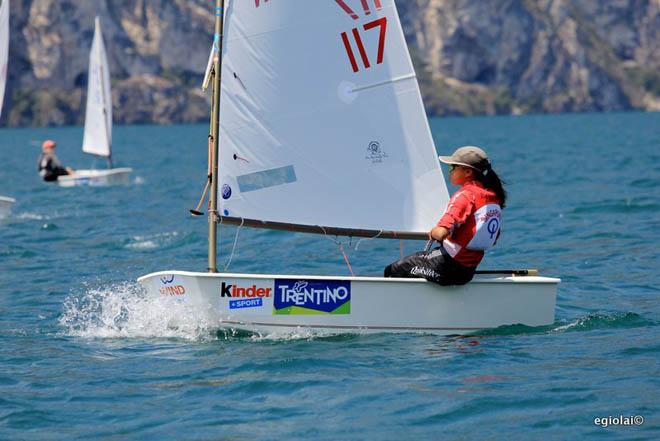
[
  {"x1": 37, "y1": 140, "x2": 75, "y2": 182},
  {"x1": 384, "y1": 146, "x2": 506, "y2": 285}
]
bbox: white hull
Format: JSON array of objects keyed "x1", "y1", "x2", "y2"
[
  {"x1": 57, "y1": 167, "x2": 132, "y2": 187},
  {"x1": 138, "y1": 270, "x2": 559, "y2": 335},
  {"x1": 0, "y1": 195, "x2": 15, "y2": 219}
]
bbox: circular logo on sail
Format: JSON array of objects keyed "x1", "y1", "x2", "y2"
[
  {"x1": 221, "y1": 184, "x2": 232, "y2": 200},
  {"x1": 366, "y1": 141, "x2": 388, "y2": 163}
]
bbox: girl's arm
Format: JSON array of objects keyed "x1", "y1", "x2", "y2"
[{"x1": 429, "y1": 191, "x2": 473, "y2": 242}]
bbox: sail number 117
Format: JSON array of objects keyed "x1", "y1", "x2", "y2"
[{"x1": 341, "y1": 17, "x2": 387, "y2": 73}]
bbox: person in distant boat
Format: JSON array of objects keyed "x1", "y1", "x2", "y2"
[
  {"x1": 384, "y1": 146, "x2": 506, "y2": 285},
  {"x1": 37, "y1": 140, "x2": 75, "y2": 182}
]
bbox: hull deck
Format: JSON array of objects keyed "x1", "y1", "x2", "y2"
[{"x1": 57, "y1": 168, "x2": 133, "y2": 187}]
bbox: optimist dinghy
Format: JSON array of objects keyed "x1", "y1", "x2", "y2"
[
  {"x1": 138, "y1": 0, "x2": 559, "y2": 335},
  {"x1": 58, "y1": 17, "x2": 132, "y2": 187}
]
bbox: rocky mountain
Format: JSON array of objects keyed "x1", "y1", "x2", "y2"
[{"x1": 1, "y1": 0, "x2": 658, "y2": 126}]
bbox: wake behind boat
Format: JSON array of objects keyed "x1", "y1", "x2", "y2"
[
  {"x1": 59, "y1": 17, "x2": 132, "y2": 187},
  {"x1": 138, "y1": 0, "x2": 559, "y2": 335}
]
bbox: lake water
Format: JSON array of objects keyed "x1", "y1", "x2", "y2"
[{"x1": 1, "y1": 112, "x2": 658, "y2": 439}]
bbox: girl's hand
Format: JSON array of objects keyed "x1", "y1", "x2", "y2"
[{"x1": 429, "y1": 226, "x2": 450, "y2": 242}]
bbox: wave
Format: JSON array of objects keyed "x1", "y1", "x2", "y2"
[
  {"x1": 123, "y1": 231, "x2": 181, "y2": 250},
  {"x1": 59, "y1": 282, "x2": 221, "y2": 341},
  {"x1": 551, "y1": 311, "x2": 655, "y2": 332},
  {"x1": 14, "y1": 212, "x2": 50, "y2": 221},
  {"x1": 215, "y1": 327, "x2": 363, "y2": 342},
  {"x1": 477, "y1": 311, "x2": 655, "y2": 336},
  {"x1": 571, "y1": 200, "x2": 660, "y2": 214}
]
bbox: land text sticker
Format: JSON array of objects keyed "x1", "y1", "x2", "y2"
[
  {"x1": 159, "y1": 275, "x2": 186, "y2": 300},
  {"x1": 273, "y1": 279, "x2": 351, "y2": 315}
]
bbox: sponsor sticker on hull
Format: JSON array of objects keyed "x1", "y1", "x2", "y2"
[
  {"x1": 220, "y1": 281, "x2": 271, "y2": 310},
  {"x1": 158, "y1": 274, "x2": 186, "y2": 297},
  {"x1": 273, "y1": 279, "x2": 351, "y2": 315},
  {"x1": 230, "y1": 298, "x2": 263, "y2": 310}
]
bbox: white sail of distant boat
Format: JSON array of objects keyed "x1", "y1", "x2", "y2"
[
  {"x1": 0, "y1": 0, "x2": 9, "y2": 120},
  {"x1": 82, "y1": 16, "x2": 113, "y2": 159},
  {"x1": 57, "y1": 16, "x2": 132, "y2": 187},
  {"x1": 0, "y1": 0, "x2": 16, "y2": 218},
  {"x1": 139, "y1": 0, "x2": 559, "y2": 335}
]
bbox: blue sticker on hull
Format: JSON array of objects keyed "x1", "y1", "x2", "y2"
[
  {"x1": 273, "y1": 279, "x2": 351, "y2": 315},
  {"x1": 230, "y1": 298, "x2": 263, "y2": 309}
]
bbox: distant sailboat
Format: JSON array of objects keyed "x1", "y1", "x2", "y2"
[
  {"x1": 0, "y1": 0, "x2": 15, "y2": 217},
  {"x1": 57, "y1": 17, "x2": 132, "y2": 187},
  {"x1": 139, "y1": 0, "x2": 559, "y2": 335}
]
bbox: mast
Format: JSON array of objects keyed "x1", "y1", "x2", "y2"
[{"x1": 208, "y1": 0, "x2": 225, "y2": 273}]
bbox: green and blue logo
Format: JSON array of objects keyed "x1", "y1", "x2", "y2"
[{"x1": 273, "y1": 279, "x2": 351, "y2": 315}]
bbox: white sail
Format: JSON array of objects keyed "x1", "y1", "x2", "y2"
[
  {"x1": 218, "y1": 0, "x2": 449, "y2": 234},
  {"x1": 82, "y1": 17, "x2": 112, "y2": 158},
  {"x1": 0, "y1": 0, "x2": 9, "y2": 120}
]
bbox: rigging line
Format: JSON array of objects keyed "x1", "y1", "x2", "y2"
[
  {"x1": 354, "y1": 229, "x2": 383, "y2": 251},
  {"x1": 319, "y1": 225, "x2": 355, "y2": 276},
  {"x1": 224, "y1": 217, "x2": 244, "y2": 271},
  {"x1": 339, "y1": 243, "x2": 355, "y2": 277}
]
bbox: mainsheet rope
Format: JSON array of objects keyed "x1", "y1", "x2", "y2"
[
  {"x1": 319, "y1": 225, "x2": 355, "y2": 276},
  {"x1": 318, "y1": 226, "x2": 383, "y2": 276}
]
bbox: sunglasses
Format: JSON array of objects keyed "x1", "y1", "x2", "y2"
[{"x1": 448, "y1": 164, "x2": 461, "y2": 172}]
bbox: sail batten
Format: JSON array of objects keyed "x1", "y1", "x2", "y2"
[
  {"x1": 82, "y1": 17, "x2": 113, "y2": 158},
  {"x1": 350, "y1": 73, "x2": 417, "y2": 92},
  {"x1": 0, "y1": 0, "x2": 9, "y2": 120},
  {"x1": 218, "y1": 0, "x2": 448, "y2": 235}
]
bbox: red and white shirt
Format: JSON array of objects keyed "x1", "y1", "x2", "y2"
[{"x1": 436, "y1": 181, "x2": 502, "y2": 268}]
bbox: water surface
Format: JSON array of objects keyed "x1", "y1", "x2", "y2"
[{"x1": 1, "y1": 112, "x2": 658, "y2": 439}]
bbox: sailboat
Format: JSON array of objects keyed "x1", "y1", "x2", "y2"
[
  {"x1": 0, "y1": 0, "x2": 15, "y2": 217},
  {"x1": 138, "y1": 0, "x2": 559, "y2": 335},
  {"x1": 57, "y1": 17, "x2": 132, "y2": 187}
]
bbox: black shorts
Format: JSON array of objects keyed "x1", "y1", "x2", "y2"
[{"x1": 384, "y1": 245, "x2": 475, "y2": 286}]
